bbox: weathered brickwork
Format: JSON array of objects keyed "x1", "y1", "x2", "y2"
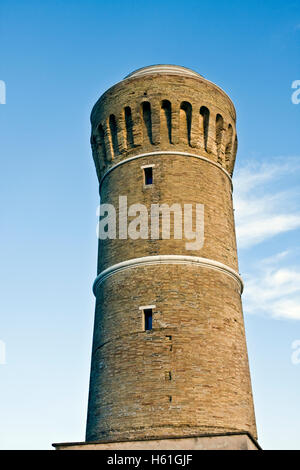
[{"x1": 86, "y1": 65, "x2": 257, "y2": 443}]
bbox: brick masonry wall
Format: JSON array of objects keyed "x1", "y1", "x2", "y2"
[
  {"x1": 97, "y1": 154, "x2": 238, "y2": 274},
  {"x1": 86, "y1": 68, "x2": 257, "y2": 442}
]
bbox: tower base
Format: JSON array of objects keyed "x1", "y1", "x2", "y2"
[{"x1": 53, "y1": 432, "x2": 260, "y2": 450}]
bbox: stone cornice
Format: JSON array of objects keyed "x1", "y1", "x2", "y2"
[{"x1": 93, "y1": 255, "x2": 243, "y2": 295}]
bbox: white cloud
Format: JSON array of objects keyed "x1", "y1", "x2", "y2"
[
  {"x1": 237, "y1": 214, "x2": 300, "y2": 248},
  {"x1": 233, "y1": 158, "x2": 300, "y2": 248},
  {"x1": 261, "y1": 251, "x2": 289, "y2": 265},
  {"x1": 235, "y1": 159, "x2": 300, "y2": 320},
  {"x1": 243, "y1": 253, "x2": 300, "y2": 320}
]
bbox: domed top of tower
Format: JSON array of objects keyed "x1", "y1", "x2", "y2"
[{"x1": 124, "y1": 64, "x2": 204, "y2": 80}]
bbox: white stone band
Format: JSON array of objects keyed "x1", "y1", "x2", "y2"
[
  {"x1": 99, "y1": 151, "x2": 233, "y2": 192},
  {"x1": 93, "y1": 255, "x2": 243, "y2": 295}
]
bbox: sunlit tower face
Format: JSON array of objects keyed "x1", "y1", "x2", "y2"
[{"x1": 86, "y1": 65, "x2": 257, "y2": 445}]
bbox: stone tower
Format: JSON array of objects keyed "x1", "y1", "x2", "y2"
[{"x1": 54, "y1": 65, "x2": 259, "y2": 450}]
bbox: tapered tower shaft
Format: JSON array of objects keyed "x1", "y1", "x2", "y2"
[{"x1": 86, "y1": 65, "x2": 257, "y2": 444}]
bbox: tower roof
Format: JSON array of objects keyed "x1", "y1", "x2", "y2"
[{"x1": 124, "y1": 64, "x2": 203, "y2": 80}]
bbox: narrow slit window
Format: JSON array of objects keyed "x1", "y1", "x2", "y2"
[
  {"x1": 144, "y1": 167, "x2": 153, "y2": 185},
  {"x1": 144, "y1": 309, "x2": 153, "y2": 330}
]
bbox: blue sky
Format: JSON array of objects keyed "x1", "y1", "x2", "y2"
[{"x1": 0, "y1": 0, "x2": 300, "y2": 450}]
